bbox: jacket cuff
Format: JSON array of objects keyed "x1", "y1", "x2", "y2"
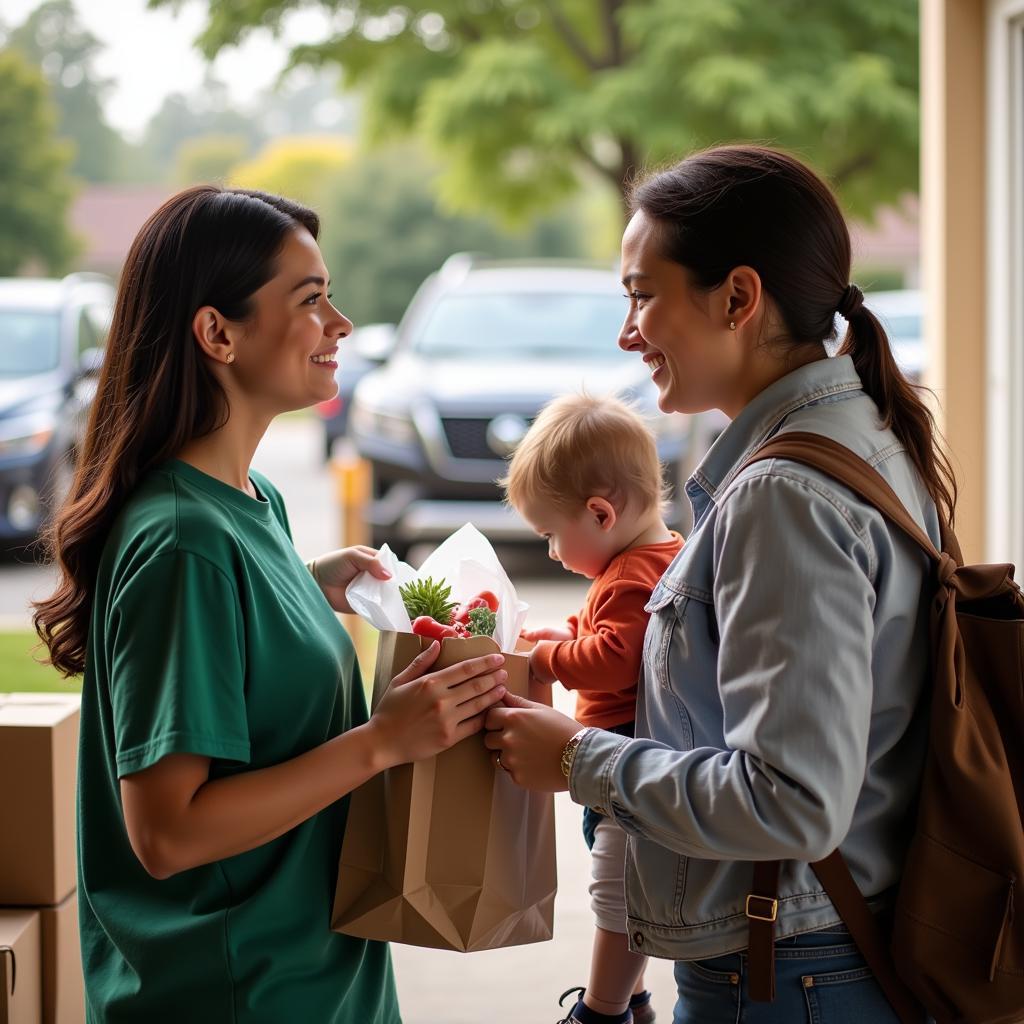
[{"x1": 568, "y1": 727, "x2": 630, "y2": 814}]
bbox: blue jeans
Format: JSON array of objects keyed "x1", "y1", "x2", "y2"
[{"x1": 672, "y1": 923, "x2": 924, "y2": 1023}]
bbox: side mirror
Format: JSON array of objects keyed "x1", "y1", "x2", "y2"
[
  {"x1": 77, "y1": 347, "x2": 104, "y2": 378},
  {"x1": 352, "y1": 323, "x2": 397, "y2": 364}
]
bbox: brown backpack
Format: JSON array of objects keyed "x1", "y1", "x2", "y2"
[{"x1": 738, "y1": 432, "x2": 1024, "y2": 1024}]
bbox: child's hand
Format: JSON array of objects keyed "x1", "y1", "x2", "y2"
[
  {"x1": 520, "y1": 626, "x2": 575, "y2": 643},
  {"x1": 528, "y1": 644, "x2": 558, "y2": 686}
]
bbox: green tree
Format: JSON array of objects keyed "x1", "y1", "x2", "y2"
[
  {"x1": 174, "y1": 133, "x2": 252, "y2": 185},
  {"x1": 7, "y1": 0, "x2": 126, "y2": 183},
  {"x1": 159, "y1": 0, "x2": 919, "y2": 221},
  {"x1": 230, "y1": 136, "x2": 355, "y2": 207},
  {"x1": 0, "y1": 48, "x2": 76, "y2": 274},
  {"x1": 140, "y1": 81, "x2": 264, "y2": 178},
  {"x1": 317, "y1": 144, "x2": 584, "y2": 326}
]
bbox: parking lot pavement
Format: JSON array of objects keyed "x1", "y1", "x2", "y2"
[{"x1": 0, "y1": 552, "x2": 52, "y2": 627}]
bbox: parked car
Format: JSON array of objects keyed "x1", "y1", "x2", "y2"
[
  {"x1": 348, "y1": 255, "x2": 710, "y2": 558},
  {"x1": 864, "y1": 289, "x2": 924, "y2": 382},
  {"x1": 0, "y1": 273, "x2": 114, "y2": 549},
  {"x1": 316, "y1": 322, "x2": 397, "y2": 460}
]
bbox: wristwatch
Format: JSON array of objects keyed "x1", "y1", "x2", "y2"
[{"x1": 560, "y1": 727, "x2": 594, "y2": 779}]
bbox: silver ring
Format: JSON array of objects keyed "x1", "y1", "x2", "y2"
[{"x1": 495, "y1": 751, "x2": 507, "y2": 772}]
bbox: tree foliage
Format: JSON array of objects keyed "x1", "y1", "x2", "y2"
[
  {"x1": 139, "y1": 81, "x2": 264, "y2": 175},
  {"x1": 156, "y1": 0, "x2": 920, "y2": 221},
  {"x1": 230, "y1": 136, "x2": 355, "y2": 207},
  {"x1": 316, "y1": 144, "x2": 584, "y2": 326},
  {"x1": 7, "y1": 0, "x2": 125, "y2": 183},
  {"x1": 0, "y1": 48, "x2": 76, "y2": 275},
  {"x1": 175, "y1": 133, "x2": 253, "y2": 185}
]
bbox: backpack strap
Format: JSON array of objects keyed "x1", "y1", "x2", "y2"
[
  {"x1": 810, "y1": 853, "x2": 923, "y2": 1023},
  {"x1": 740, "y1": 430, "x2": 951, "y2": 565},
  {"x1": 737, "y1": 431, "x2": 933, "y2": 1023},
  {"x1": 746, "y1": 860, "x2": 781, "y2": 1000}
]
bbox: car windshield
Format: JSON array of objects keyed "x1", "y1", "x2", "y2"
[
  {"x1": 412, "y1": 292, "x2": 630, "y2": 359},
  {"x1": 878, "y1": 312, "x2": 922, "y2": 341},
  {"x1": 0, "y1": 309, "x2": 61, "y2": 376}
]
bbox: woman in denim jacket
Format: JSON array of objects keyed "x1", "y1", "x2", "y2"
[{"x1": 485, "y1": 145, "x2": 952, "y2": 1024}]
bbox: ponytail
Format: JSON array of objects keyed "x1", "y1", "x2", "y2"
[{"x1": 838, "y1": 286, "x2": 957, "y2": 527}]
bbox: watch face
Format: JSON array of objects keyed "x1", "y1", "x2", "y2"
[{"x1": 561, "y1": 727, "x2": 589, "y2": 777}]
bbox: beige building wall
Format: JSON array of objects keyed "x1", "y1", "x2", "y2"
[{"x1": 921, "y1": 0, "x2": 988, "y2": 562}]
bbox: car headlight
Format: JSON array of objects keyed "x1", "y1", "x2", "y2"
[
  {"x1": 0, "y1": 420, "x2": 54, "y2": 459},
  {"x1": 350, "y1": 402, "x2": 417, "y2": 445}
]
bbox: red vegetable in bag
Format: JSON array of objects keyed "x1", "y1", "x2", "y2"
[
  {"x1": 453, "y1": 597, "x2": 489, "y2": 624},
  {"x1": 453, "y1": 591, "x2": 500, "y2": 623},
  {"x1": 411, "y1": 616, "x2": 460, "y2": 640}
]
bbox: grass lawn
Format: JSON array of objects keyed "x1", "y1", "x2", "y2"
[
  {"x1": 1, "y1": 626, "x2": 373, "y2": 698},
  {"x1": 0, "y1": 631, "x2": 81, "y2": 693}
]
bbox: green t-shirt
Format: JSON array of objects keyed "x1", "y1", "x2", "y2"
[{"x1": 78, "y1": 460, "x2": 400, "y2": 1024}]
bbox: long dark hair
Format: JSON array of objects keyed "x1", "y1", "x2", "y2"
[
  {"x1": 34, "y1": 185, "x2": 320, "y2": 676},
  {"x1": 629, "y1": 145, "x2": 956, "y2": 527}
]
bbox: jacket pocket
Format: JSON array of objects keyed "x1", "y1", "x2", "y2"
[
  {"x1": 644, "y1": 583, "x2": 688, "y2": 690},
  {"x1": 625, "y1": 831, "x2": 689, "y2": 928}
]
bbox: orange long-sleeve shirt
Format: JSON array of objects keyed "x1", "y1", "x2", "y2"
[{"x1": 532, "y1": 533, "x2": 684, "y2": 729}]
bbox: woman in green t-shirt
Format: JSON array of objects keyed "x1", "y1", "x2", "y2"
[{"x1": 32, "y1": 186, "x2": 509, "y2": 1024}]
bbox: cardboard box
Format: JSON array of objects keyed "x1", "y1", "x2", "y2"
[
  {"x1": 0, "y1": 909, "x2": 41, "y2": 1024},
  {"x1": 332, "y1": 632, "x2": 557, "y2": 952},
  {"x1": 0, "y1": 695, "x2": 80, "y2": 906},
  {"x1": 38, "y1": 892, "x2": 83, "y2": 1024}
]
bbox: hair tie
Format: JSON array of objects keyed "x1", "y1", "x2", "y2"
[{"x1": 837, "y1": 283, "x2": 864, "y2": 319}]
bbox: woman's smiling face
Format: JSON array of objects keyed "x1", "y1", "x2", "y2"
[
  {"x1": 229, "y1": 226, "x2": 352, "y2": 414},
  {"x1": 617, "y1": 209, "x2": 739, "y2": 416}
]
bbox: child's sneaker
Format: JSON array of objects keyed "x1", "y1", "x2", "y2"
[
  {"x1": 628, "y1": 990, "x2": 656, "y2": 1024},
  {"x1": 555, "y1": 987, "x2": 633, "y2": 1024}
]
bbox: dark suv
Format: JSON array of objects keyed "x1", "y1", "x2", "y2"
[
  {"x1": 0, "y1": 273, "x2": 113, "y2": 549},
  {"x1": 348, "y1": 256, "x2": 719, "y2": 557}
]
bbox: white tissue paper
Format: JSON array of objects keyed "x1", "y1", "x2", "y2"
[{"x1": 344, "y1": 524, "x2": 529, "y2": 655}]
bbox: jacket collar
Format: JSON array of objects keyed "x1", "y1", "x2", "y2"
[{"x1": 686, "y1": 354, "x2": 864, "y2": 517}]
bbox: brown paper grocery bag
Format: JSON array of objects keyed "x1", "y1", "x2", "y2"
[{"x1": 332, "y1": 632, "x2": 556, "y2": 952}]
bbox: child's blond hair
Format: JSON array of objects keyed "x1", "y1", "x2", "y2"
[{"x1": 499, "y1": 393, "x2": 668, "y2": 516}]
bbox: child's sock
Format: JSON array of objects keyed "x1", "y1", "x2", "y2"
[
  {"x1": 569, "y1": 1000, "x2": 631, "y2": 1024},
  {"x1": 628, "y1": 990, "x2": 652, "y2": 1010}
]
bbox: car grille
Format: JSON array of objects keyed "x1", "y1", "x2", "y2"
[{"x1": 441, "y1": 418, "x2": 497, "y2": 460}]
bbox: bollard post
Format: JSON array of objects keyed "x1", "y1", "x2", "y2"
[
  {"x1": 330, "y1": 453, "x2": 377, "y2": 684},
  {"x1": 331, "y1": 452, "x2": 371, "y2": 549}
]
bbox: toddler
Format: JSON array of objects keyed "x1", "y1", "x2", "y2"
[{"x1": 501, "y1": 393, "x2": 683, "y2": 1024}]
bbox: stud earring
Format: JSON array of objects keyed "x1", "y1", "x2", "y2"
[
  {"x1": 225, "y1": 353, "x2": 235, "y2": 363},
  {"x1": 729, "y1": 321, "x2": 736, "y2": 331}
]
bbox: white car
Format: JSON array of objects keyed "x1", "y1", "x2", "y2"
[
  {"x1": 865, "y1": 289, "x2": 924, "y2": 382},
  {"x1": 829, "y1": 289, "x2": 924, "y2": 383}
]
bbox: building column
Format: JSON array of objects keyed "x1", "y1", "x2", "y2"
[{"x1": 921, "y1": 0, "x2": 987, "y2": 561}]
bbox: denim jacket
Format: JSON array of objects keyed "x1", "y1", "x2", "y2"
[{"x1": 569, "y1": 355, "x2": 941, "y2": 961}]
